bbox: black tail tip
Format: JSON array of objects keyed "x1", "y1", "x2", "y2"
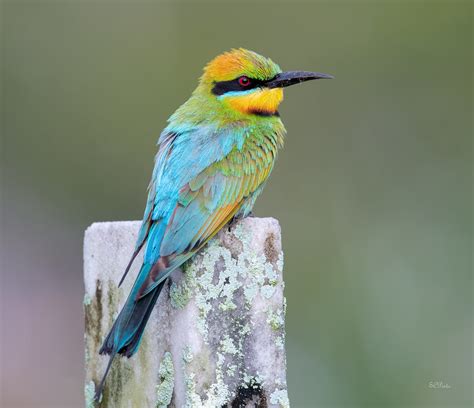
[
  {"x1": 93, "y1": 380, "x2": 106, "y2": 404},
  {"x1": 93, "y1": 389, "x2": 102, "y2": 404}
]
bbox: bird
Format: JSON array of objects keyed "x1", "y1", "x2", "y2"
[{"x1": 94, "y1": 48, "x2": 332, "y2": 401}]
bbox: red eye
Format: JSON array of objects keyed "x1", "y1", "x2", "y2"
[{"x1": 238, "y1": 76, "x2": 250, "y2": 86}]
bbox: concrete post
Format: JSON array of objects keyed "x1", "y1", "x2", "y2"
[{"x1": 84, "y1": 218, "x2": 289, "y2": 407}]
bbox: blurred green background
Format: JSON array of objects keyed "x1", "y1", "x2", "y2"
[{"x1": 1, "y1": 1, "x2": 472, "y2": 407}]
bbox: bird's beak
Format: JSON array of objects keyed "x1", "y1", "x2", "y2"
[{"x1": 265, "y1": 71, "x2": 334, "y2": 88}]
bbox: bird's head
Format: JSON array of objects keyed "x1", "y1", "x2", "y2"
[{"x1": 198, "y1": 48, "x2": 332, "y2": 117}]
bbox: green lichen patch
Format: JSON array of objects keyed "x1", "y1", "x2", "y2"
[
  {"x1": 184, "y1": 372, "x2": 203, "y2": 407},
  {"x1": 182, "y1": 345, "x2": 193, "y2": 364},
  {"x1": 267, "y1": 309, "x2": 284, "y2": 331},
  {"x1": 270, "y1": 388, "x2": 290, "y2": 408},
  {"x1": 170, "y1": 266, "x2": 195, "y2": 309},
  {"x1": 184, "y1": 346, "x2": 239, "y2": 407},
  {"x1": 83, "y1": 293, "x2": 92, "y2": 306},
  {"x1": 84, "y1": 381, "x2": 96, "y2": 408},
  {"x1": 184, "y1": 350, "x2": 231, "y2": 407},
  {"x1": 85, "y1": 345, "x2": 90, "y2": 365},
  {"x1": 220, "y1": 335, "x2": 238, "y2": 355},
  {"x1": 268, "y1": 307, "x2": 286, "y2": 350},
  {"x1": 265, "y1": 263, "x2": 279, "y2": 286},
  {"x1": 242, "y1": 372, "x2": 265, "y2": 389},
  {"x1": 207, "y1": 352, "x2": 231, "y2": 406},
  {"x1": 226, "y1": 364, "x2": 237, "y2": 377},
  {"x1": 218, "y1": 298, "x2": 237, "y2": 311},
  {"x1": 156, "y1": 352, "x2": 175, "y2": 408},
  {"x1": 261, "y1": 284, "x2": 276, "y2": 299},
  {"x1": 275, "y1": 335, "x2": 285, "y2": 350},
  {"x1": 276, "y1": 253, "x2": 284, "y2": 274}
]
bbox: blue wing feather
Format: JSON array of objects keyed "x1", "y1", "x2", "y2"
[{"x1": 138, "y1": 124, "x2": 245, "y2": 263}]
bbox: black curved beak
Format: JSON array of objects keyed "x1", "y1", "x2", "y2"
[{"x1": 265, "y1": 71, "x2": 334, "y2": 88}]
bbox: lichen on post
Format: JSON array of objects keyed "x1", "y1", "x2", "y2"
[{"x1": 84, "y1": 217, "x2": 289, "y2": 407}]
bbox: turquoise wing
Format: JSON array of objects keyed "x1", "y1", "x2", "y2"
[{"x1": 129, "y1": 124, "x2": 276, "y2": 299}]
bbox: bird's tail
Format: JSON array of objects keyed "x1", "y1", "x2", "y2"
[{"x1": 94, "y1": 263, "x2": 166, "y2": 401}]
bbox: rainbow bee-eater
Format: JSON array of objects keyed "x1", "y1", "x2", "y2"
[{"x1": 95, "y1": 48, "x2": 332, "y2": 400}]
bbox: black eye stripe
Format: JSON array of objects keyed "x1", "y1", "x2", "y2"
[{"x1": 212, "y1": 77, "x2": 267, "y2": 96}]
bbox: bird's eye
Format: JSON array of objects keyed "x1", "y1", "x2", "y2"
[{"x1": 238, "y1": 76, "x2": 251, "y2": 87}]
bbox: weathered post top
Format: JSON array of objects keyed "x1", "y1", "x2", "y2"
[{"x1": 84, "y1": 217, "x2": 289, "y2": 407}]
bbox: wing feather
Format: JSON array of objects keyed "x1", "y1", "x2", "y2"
[{"x1": 127, "y1": 124, "x2": 280, "y2": 299}]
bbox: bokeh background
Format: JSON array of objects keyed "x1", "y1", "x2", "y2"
[{"x1": 1, "y1": 1, "x2": 472, "y2": 407}]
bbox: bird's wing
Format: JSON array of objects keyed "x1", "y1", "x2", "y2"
[
  {"x1": 130, "y1": 125, "x2": 275, "y2": 300},
  {"x1": 118, "y1": 131, "x2": 177, "y2": 287}
]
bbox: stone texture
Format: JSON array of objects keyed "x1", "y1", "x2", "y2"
[{"x1": 84, "y1": 218, "x2": 289, "y2": 407}]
